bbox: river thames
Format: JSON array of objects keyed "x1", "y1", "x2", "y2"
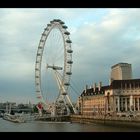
[{"x1": 0, "y1": 118, "x2": 140, "y2": 132}]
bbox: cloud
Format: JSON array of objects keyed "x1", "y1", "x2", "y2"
[
  {"x1": 71, "y1": 9, "x2": 140, "y2": 92},
  {"x1": 0, "y1": 8, "x2": 140, "y2": 104}
]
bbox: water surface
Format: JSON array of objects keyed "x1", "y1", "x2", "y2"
[{"x1": 0, "y1": 118, "x2": 140, "y2": 132}]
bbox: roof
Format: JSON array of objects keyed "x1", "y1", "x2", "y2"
[
  {"x1": 111, "y1": 62, "x2": 131, "y2": 69},
  {"x1": 110, "y1": 79, "x2": 140, "y2": 89},
  {"x1": 80, "y1": 79, "x2": 140, "y2": 96},
  {"x1": 81, "y1": 85, "x2": 109, "y2": 97}
]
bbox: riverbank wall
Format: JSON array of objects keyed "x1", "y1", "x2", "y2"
[
  {"x1": 70, "y1": 115, "x2": 140, "y2": 128},
  {"x1": 35, "y1": 115, "x2": 70, "y2": 122}
]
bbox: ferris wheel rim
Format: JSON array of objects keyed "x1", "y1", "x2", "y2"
[{"x1": 35, "y1": 19, "x2": 73, "y2": 105}]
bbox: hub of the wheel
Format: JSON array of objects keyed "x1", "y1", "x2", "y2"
[{"x1": 46, "y1": 64, "x2": 63, "y2": 70}]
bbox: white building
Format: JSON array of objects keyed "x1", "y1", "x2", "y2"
[
  {"x1": 105, "y1": 79, "x2": 140, "y2": 116},
  {"x1": 110, "y1": 63, "x2": 132, "y2": 83}
]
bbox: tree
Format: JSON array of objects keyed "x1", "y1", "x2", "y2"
[{"x1": 32, "y1": 105, "x2": 38, "y2": 113}]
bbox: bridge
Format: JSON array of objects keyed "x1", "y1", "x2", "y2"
[{"x1": 0, "y1": 108, "x2": 32, "y2": 113}]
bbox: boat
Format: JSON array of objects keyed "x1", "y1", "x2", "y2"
[
  {"x1": 3, "y1": 112, "x2": 25, "y2": 123},
  {"x1": 2, "y1": 103, "x2": 25, "y2": 123}
]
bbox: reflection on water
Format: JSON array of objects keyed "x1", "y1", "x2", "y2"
[{"x1": 0, "y1": 118, "x2": 140, "y2": 132}]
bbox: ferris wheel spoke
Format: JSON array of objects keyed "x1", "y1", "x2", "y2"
[{"x1": 52, "y1": 49, "x2": 63, "y2": 63}]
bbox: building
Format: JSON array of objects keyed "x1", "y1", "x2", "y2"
[
  {"x1": 78, "y1": 83, "x2": 108, "y2": 116},
  {"x1": 105, "y1": 79, "x2": 140, "y2": 114},
  {"x1": 110, "y1": 63, "x2": 132, "y2": 83},
  {"x1": 79, "y1": 79, "x2": 140, "y2": 117},
  {"x1": 78, "y1": 63, "x2": 140, "y2": 117}
]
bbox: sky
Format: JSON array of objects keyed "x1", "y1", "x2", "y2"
[{"x1": 0, "y1": 8, "x2": 140, "y2": 104}]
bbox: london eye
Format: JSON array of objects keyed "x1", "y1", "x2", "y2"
[{"x1": 35, "y1": 19, "x2": 77, "y2": 116}]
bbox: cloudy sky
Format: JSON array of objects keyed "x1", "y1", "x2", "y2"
[{"x1": 0, "y1": 8, "x2": 140, "y2": 104}]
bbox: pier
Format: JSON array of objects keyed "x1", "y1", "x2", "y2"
[{"x1": 35, "y1": 115, "x2": 70, "y2": 122}]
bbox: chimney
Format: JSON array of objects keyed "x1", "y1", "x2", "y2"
[
  {"x1": 93, "y1": 83, "x2": 96, "y2": 92},
  {"x1": 98, "y1": 82, "x2": 102, "y2": 91},
  {"x1": 85, "y1": 85, "x2": 88, "y2": 93}
]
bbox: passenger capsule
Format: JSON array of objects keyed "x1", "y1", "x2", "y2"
[
  {"x1": 62, "y1": 25, "x2": 68, "y2": 29},
  {"x1": 64, "y1": 83, "x2": 70, "y2": 86},
  {"x1": 50, "y1": 21, "x2": 54, "y2": 24},
  {"x1": 38, "y1": 46, "x2": 43, "y2": 49},
  {"x1": 67, "y1": 60, "x2": 73, "y2": 64},
  {"x1": 64, "y1": 31, "x2": 70, "y2": 35},
  {"x1": 66, "y1": 72, "x2": 72, "y2": 75},
  {"x1": 36, "y1": 61, "x2": 39, "y2": 63},
  {"x1": 62, "y1": 92, "x2": 67, "y2": 95},
  {"x1": 37, "y1": 53, "x2": 41, "y2": 56},
  {"x1": 42, "y1": 33, "x2": 46, "y2": 36},
  {"x1": 67, "y1": 49, "x2": 73, "y2": 53},
  {"x1": 36, "y1": 90, "x2": 40, "y2": 92},
  {"x1": 47, "y1": 24, "x2": 51, "y2": 26},
  {"x1": 35, "y1": 76, "x2": 39, "y2": 78},
  {"x1": 44, "y1": 28, "x2": 49, "y2": 31},
  {"x1": 66, "y1": 40, "x2": 72, "y2": 43},
  {"x1": 40, "y1": 40, "x2": 44, "y2": 42},
  {"x1": 53, "y1": 19, "x2": 57, "y2": 22},
  {"x1": 53, "y1": 19, "x2": 61, "y2": 22},
  {"x1": 37, "y1": 96, "x2": 42, "y2": 99},
  {"x1": 59, "y1": 21, "x2": 65, "y2": 24}
]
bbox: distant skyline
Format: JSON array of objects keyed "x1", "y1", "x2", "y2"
[{"x1": 0, "y1": 8, "x2": 140, "y2": 104}]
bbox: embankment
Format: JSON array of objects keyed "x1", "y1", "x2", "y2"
[{"x1": 70, "y1": 115, "x2": 140, "y2": 128}]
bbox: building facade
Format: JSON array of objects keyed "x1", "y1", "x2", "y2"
[
  {"x1": 79, "y1": 79, "x2": 140, "y2": 117},
  {"x1": 78, "y1": 63, "x2": 140, "y2": 117},
  {"x1": 105, "y1": 79, "x2": 140, "y2": 115},
  {"x1": 78, "y1": 83, "x2": 108, "y2": 116}
]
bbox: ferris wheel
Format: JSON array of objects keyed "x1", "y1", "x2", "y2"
[{"x1": 35, "y1": 19, "x2": 77, "y2": 115}]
